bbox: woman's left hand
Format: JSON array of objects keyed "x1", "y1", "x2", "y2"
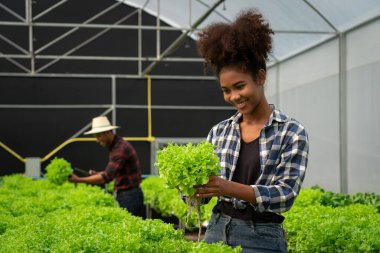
[{"x1": 195, "y1": 176, "x2": 227, "y2": 198}]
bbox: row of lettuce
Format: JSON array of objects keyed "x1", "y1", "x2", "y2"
[
  {"x1": 142, "y1": 177, "x2": 380, "y2": 252},
  {"x1": 1, "y1": 173, "x2": 379, "y2": 252},
  {"x1": 283, "y1": 187, "x2": 380, "y2": 252},
  {"x1": 0, "y1": 174, "x2": 240, "y2": 253}
]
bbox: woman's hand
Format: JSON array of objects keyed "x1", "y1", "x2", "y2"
[
  {"x1": 195, "y1": 176, "x2": 227, "y2": 198},
  {"x1": 195, "y1": 176, "x2": 257, "y2": 204}
]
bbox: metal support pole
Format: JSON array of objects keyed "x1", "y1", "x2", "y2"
[
  {"x1": 138, "y1": 9, "x2": 142, "y2": 75},
  {"x1": 339, "y1": 33, "x2": 348, "y2": 193},
  {"x1": 269, "y1": 54, "x2": 281, "y2": 107},
  {"x1": 26, "y1": 0, "x2": 35, "y2": 73},
  {"x1": 150, "y1": 140, "x2": 158, "y2": 174},
  {"x1": 111, "y1": 75, "x2": 117, "y2": 126},
  {"x1": 146, "y1": 204, "x2": 152, "y2": 219},
  {"x1": 26, "y1": 0, "x2": 35, "y2": 74},
  {"x1": 275, "y1": 64, "x2": 280, "y2": 107},
  {"x1": 25, "y1": 157, "x2": 41, "y2": 178},
  {"x1": 156, "y1": 0, "x2": 161, "y2": 59}
]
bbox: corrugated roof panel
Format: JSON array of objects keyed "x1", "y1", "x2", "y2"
[
  {"x1": 120, "y1": 0, "x2": 380, "y2": 62},
  {"x1": 309, "y1": 0, "x2": 380, "y2": 32},
  {"x1": 203, "y1": 0, "x2": 334, "y2": 32},
  {"x1": 273, "y1": 33, "x2": 335, "y2": 61}
]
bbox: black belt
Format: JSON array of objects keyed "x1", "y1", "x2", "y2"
[
  {"x1": 116, "y1": 187, "x2": 133, "y2": 193},
  {"x1": 116, "y1": 186, "x2": 140, "y2": 193},
  {"x1": 213, "y1": 201, "x2": 284, "y2": 223}
]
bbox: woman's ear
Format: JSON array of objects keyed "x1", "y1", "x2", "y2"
[{"x1": 257, "y1": 69, "x2": 266, "y2": 86}]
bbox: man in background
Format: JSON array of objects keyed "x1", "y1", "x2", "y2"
[{"x1": 69, "y1": 116, "x2": 144, "y2": 217}]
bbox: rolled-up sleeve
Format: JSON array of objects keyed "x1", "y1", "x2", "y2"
[{"x1": 252, "y1": 126, "x2": 309, "y2": 213}]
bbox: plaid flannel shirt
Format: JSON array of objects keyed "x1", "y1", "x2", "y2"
[
  {"x1": 207, "y1": 105, "x2": 309, "y2": 213},
  {"x1": 100, "y1": 135, "x2": 142, "y2": 191}
]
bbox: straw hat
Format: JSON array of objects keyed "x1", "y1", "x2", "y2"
[{"x1": 84, "y1": 116, "x2": 120, "y2": 135}]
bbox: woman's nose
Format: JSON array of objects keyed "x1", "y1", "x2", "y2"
[{"x1": 230, "y1": 90, "x2": 241, "y2": 101}]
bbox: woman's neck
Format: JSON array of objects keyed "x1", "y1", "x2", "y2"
[{"x1": 241, "y1": 102, "x2": 272, "y2": 125}]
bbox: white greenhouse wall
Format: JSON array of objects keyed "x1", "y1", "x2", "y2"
[
  {"x1": 266, "y1": 18, "x2": 380, "y2": 194},
  {"x1": 266, "y1": 66, "x2": 278, "y2": 105},
  {"x1": 346, "y1": 19, "x2": 380, "y2": 194},
  {"x1": 279, "y1": 40, "x2": 341, "y2": 193}
]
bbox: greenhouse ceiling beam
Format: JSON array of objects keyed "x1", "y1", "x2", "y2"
[
  {"x1": 303, "y1": 0, "x2": 339, "y2": 32},
  {"x1": 32, "y1": 0, "x2": 68, "y2": 21},
  {"x1": 0, "y1": 104, "x2": 233, "y2": 111},
  {"x1": 0, "y1": 72, "x2": 216, "y2": 80},
  {"x1": 0, "y1": 51, "x2": 30, "y2": 73},
  {"x1": 0, "y1": 0, "x2": 126, "y2": 75},
  {"x1": 0, "y1": 34, "x2": 29, "y2": 54},
  {"x1": 0, "y1": 33, "x2": 30, "y2": 72},
  {"x1": 0, "y1": 3, "x2": 25, "y2": 21},
  {"x1": 117, "y1": 105, "x2": 233, "y2": 110},
  {"x1": 0, "y1": 105, "x2": 112, "y2": 109},
  {"x1": 34, "y1": 1, "x2": 124, "y2": 54},
  {"x1": 0, "y1": 21, "x2": 336, "y2": 35},
  {"x1": 35, "y1": 10, "x2": 139, "y2": 73},
  {"x1": 1, "y1": 2, "x2": 31, "y2": 75},
  {"x1": 268, "y1": 14, "x2": 380, "y2": 68},
  {"x1": 197, "y1": 0, "x2": 230, "y2": 23},
  {"x1": 0, "y1": 54, "x2": 204, "y2": 62},
  {"x1": 141, "y1": 0, "x2": 225, "y2": 75},
  {"x1": 0, "y1": 21, "x2": 181, "y2": 30}
]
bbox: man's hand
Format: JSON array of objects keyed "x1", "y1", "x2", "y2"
[
  {"x1": 89, "y1": 170, "x2": 98, "y2": 175},
  {"x1": 68, "y1": 173, "x2": 80, "y2": 183},
  {"x1": 68, "y1": 172, "x2": 105, "y2": 185}
]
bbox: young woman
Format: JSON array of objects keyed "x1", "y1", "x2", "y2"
[{"x1": 194, "y1": 9, "x2": 309, "y2": 253}]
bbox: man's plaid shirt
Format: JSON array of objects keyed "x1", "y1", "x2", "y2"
[
  {"x1": 100, "y1": 135, "x2": 142, "y2": 191},
  {"x1": 207, "y1": 105, "x2": 309, "y2": 214}
]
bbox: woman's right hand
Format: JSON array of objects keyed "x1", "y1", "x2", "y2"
[{"x1": 195, "y1": 176, "x2": 226, "y2": 198}]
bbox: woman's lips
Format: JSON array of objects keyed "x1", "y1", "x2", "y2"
[{"x1": 235, "y1": 99, "x2": 248, "y2": 109}]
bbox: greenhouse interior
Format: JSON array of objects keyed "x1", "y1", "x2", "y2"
[{"x1": 1, "y1": 0, "x2": 379, "y2": 252}]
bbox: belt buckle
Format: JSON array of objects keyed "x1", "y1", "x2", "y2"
[
  {"x1": 232, "y1": 198, "x2": 247, "y2": 210},
  {"x1": 220, "y1": 196, "x2": 247, "y2": 210}
]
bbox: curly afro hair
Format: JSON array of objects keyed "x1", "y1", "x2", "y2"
[{"x1": 197, "y1": 9, "x2": 273, "y2": 78}]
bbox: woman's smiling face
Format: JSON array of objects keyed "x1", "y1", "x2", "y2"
[{"x1": 219, "y1": 67, "x2": 266, "y2": 116}]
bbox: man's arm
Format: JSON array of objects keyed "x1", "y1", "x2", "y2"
[{"x1": 69, "y1": 173, "x2": 105, "y2": 185}]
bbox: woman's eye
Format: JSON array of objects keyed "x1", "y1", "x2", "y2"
[{"x1": 236, "y1": 84, "x2": 244, "y2": 89}]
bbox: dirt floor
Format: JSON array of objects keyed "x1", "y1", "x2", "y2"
[{"x1": 183, "y1": 228, "x2": 206, "y2": 242}]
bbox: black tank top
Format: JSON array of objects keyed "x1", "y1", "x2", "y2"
[
  {"x1": 213, "y1": 138, "x2": 284, "y2": 223},
  {"x1": 232, "y1": 137, "x2": 261, "y2": 185}
]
